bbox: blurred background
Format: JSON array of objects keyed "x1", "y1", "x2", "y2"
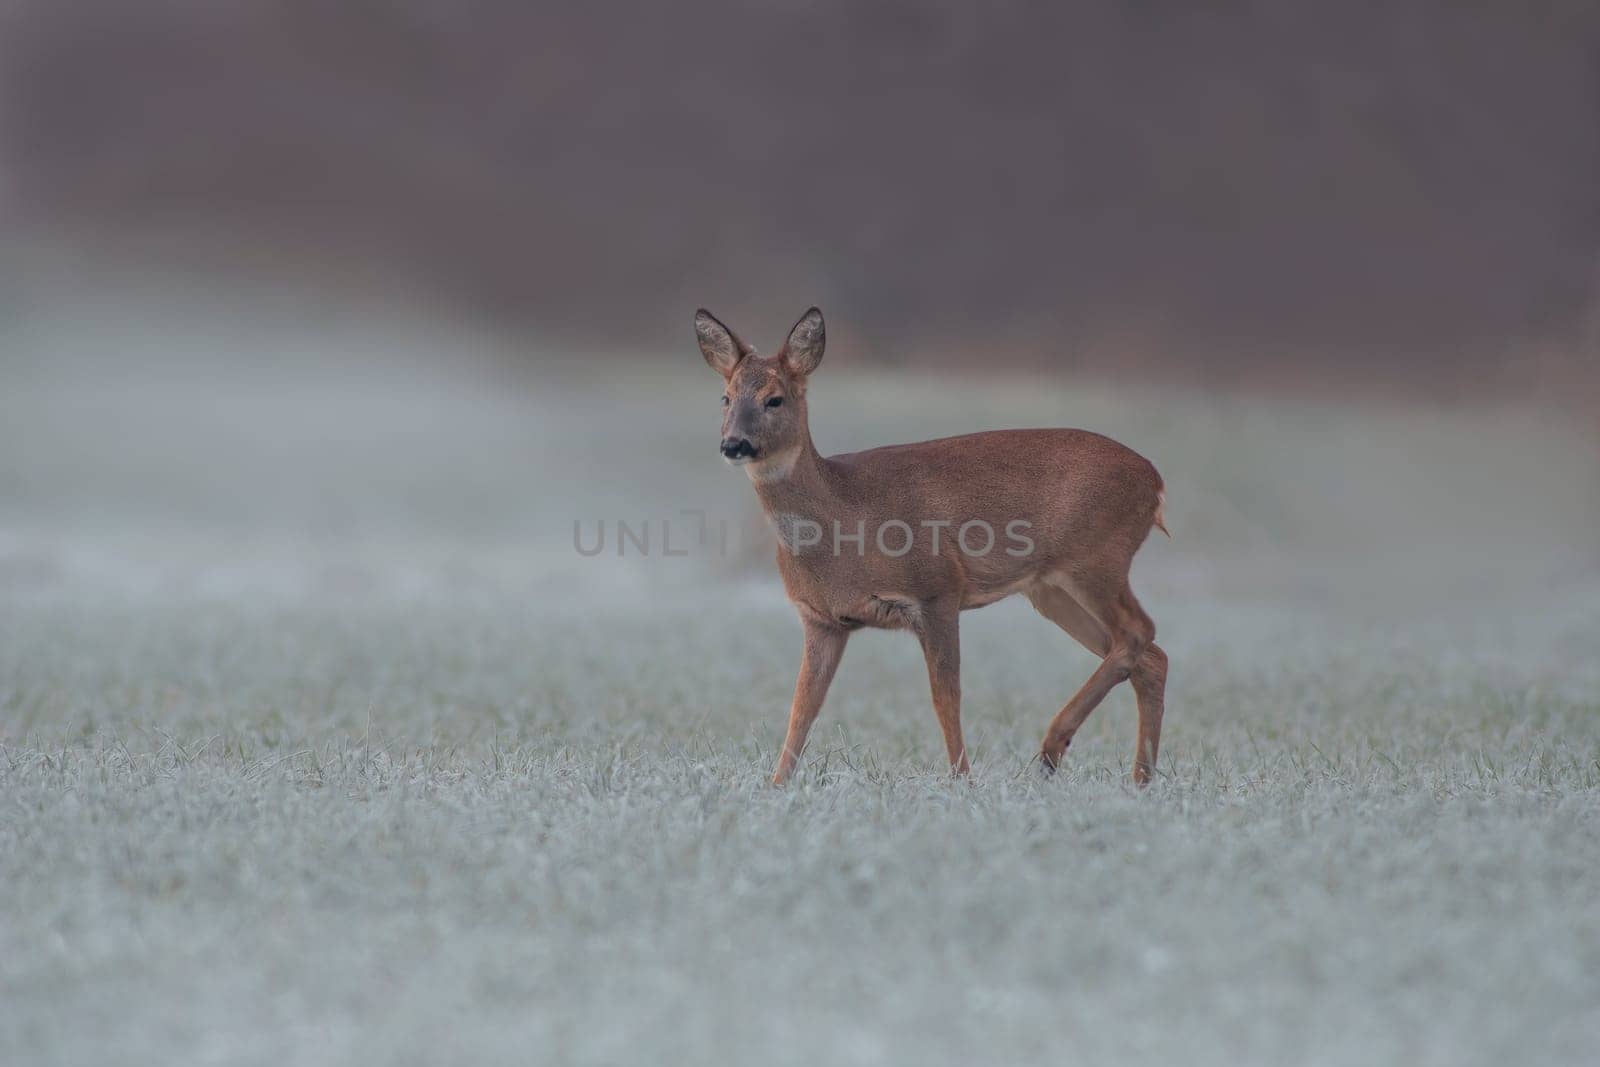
[
  {"x1": 1, "y1": 1, "x2": 1597, "y2": 608},
  {"x1": 6, "y1": 13, "x2": 1599, "y2": 1063}
]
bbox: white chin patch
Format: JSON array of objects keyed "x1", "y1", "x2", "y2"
[
  {"x1": 724, "y1": 454, "x2": 754, "y2": 467},
  {"x1": 745, "y1": 449, "x2": 798, "y2": 483}
]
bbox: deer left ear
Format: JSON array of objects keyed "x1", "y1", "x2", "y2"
[{"x1": 781, "y1": 307, "x2": 825, "y2": 377}]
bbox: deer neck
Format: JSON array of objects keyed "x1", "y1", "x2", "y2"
[{"x1": 746, "y1": 430, "x2": 836, "y2": 518}]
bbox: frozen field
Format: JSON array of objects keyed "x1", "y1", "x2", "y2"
[{"x1": 2, "y1": 296, "x2": 1598, "y2": 1064}]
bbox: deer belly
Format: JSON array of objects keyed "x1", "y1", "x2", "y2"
[{"x1": 959, "y1": 576, "x2": 1036, "y2": 611}]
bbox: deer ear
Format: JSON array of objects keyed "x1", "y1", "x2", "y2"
[
  {"x1": 782, "y1": 307, "x2": 825, "y2": 376},
  {"x1": 694, "y1": 309, "x2": 751, "y2": 377}
]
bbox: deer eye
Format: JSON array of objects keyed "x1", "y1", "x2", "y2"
[
  {"x1": 765, "y1": 396, "x2": 784, "y2": 409},
  {"x1": 721, "y1": 395, "x2": 730, "y2": 406}
]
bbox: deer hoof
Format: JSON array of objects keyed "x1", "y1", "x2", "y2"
[{"x1": 1038, "y1": 738, "x2": 1070, "y2": 776}]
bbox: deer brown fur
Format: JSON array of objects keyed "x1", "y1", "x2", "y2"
[{"x1": 696, "y1": 307, "x2": 1168, "y2": 785}]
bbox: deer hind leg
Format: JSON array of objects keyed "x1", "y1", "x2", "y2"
[
  {"x1": 1027, "y1": 582, "x2": 1111, "y2": 657},
  {"x1": 1032, "y1": 578, "x2": 1156, "y2": 781},
  {"x1": 1128, "y1": 643, "x2": 1167, "y2": 785}
]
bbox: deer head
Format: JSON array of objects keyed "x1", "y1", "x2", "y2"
[{"x1": 695, "y1": 307, "x2": 825, "y2": 476}]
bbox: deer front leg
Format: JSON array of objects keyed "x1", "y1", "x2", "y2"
[
  {"x1": 916, "y1": 603, "x2": 969, "y2": 775},
  {"x1": 771, "y1": 618, "x2": 849, "y2": 785}
]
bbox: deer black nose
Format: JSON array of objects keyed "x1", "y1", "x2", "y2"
[{"x1": 720, "y1": 437, "x2": 757, "y2": 459}]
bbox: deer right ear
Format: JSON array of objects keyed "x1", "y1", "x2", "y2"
[{"x1": 695, "y1": 309, "x2": 750, "y2": 377}]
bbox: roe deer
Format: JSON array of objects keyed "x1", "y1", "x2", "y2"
[{"x1": 696, "y1": 307, "x2": 1169, "y2": 786}]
